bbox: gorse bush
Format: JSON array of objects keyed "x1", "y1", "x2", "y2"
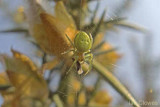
[{"x1": 0, "y1": 0, "x2": 143, "y2": 107}]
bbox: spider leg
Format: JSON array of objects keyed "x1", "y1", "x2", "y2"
[
  {"x1": 61, "y1": 49, "x2": 74, "y2": 55},
  {"x1": 66, "y1": 56, "x2": 79, "y2": 75},
  {"x1": 84, "y1": 53, "x2": 93, "y2": 75},
  {"x1": 62, "y1": 34, "x2": 75, "y2": 55},
  {"x1": 65, "y1": 34, "x2": 75, "y2": 48},
  {"x1": 89, "y1": 33, "x2": 93, "y2": 44},
  {"x1": 84, "y1": 50, "x2": 92, "y2": 55},
  {"x1": 77, "y1": 61, "x2": 83, "y2": 74}
]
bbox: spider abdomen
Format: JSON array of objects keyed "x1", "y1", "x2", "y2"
[{"x1": 74, "y1": 31, "x2": 92, "y2": 52}]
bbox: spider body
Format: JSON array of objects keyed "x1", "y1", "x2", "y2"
[
  {"x1": 74, "y1": 32, "x2": 92, "y2": 52},
  {"x1": 63, "y1": 31, "x2": 93, "y2": 75}
]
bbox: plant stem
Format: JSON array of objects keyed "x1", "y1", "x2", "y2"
[
  {"x1": 92, "y1": 59, "x2": 140, "y2": 107},
  {"x1": 53, "y1": 94, "x2": 64, "y2": 107},
  {"x1": 85, "y1": 76, "x2": 101, "y2": 106}
]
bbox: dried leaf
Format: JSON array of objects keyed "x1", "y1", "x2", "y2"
[
  {"x1": 55, "y1": 1, "x2": 76, "y2": 30},
  {"x1": 0, "y1": 72, "x2": 10, "y2": 86},
  {"x1": 11, "y1": 49, "x2": 37, "y2": 71},
  {"x1": 0, "y1": 72, "x2": 15, "y2": 105},
  {"x1": 26, "y1": 1, "x2": 77, "y2": 57},
  {"x1": 42, "y1": 57, "x2": 60, "y2": 71},
  {"x1": 39, "y1": 12, "x2": 77, "y2": 57},
  {"x1": 2, "y1": 50, "x2": 48, "y2": 101},
  {"x1": 0, "y1": 72, "x2": 11, "y2": 91}
]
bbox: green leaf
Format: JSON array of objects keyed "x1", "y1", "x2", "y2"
[{"x1": 93, "y1": 59, "x2": 140, "y2": 107}]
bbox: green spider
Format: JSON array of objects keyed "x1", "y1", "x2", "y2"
[{"x1": 62, "y1": 31, "x2": 93, "y2": 75}]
